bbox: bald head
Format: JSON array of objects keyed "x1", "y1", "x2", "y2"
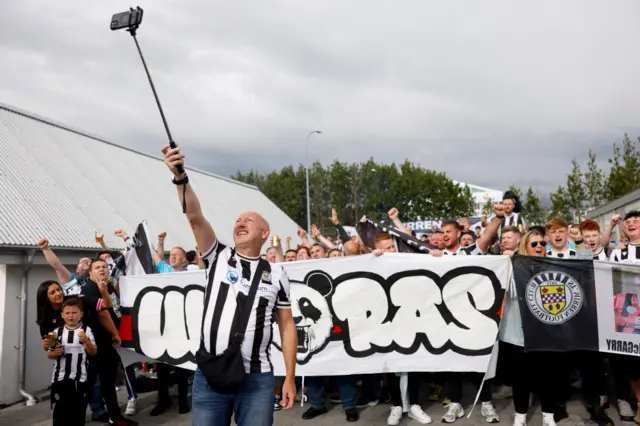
[
  {"x1": 233, "y1": 211, "x2": 270, "y2": 254},
  {"x1": 343, "y1": 241, "x2": 360, "y2": 256}
]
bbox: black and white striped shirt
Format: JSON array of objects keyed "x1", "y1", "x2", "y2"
[
  {"x1": 546, "y1": 247, "x2": 577, "y2": 259},
  {"x1": 610, "y1": 244, "x2": 640, "y2": 264},
  {"x1": 444, "y1": 242, "x2": 484, "y2": 256},
  {"x1": 51, "y1": 325, "x2": 95, "y2": 383},
  {"x1": 201, "y1": 239, "x2": 291, "y2": 374},
  {"x1": 593, "y1": 247, "x2": 611, "y2": 261},
  {"x1": 497, "y1": 213, "x2": 526, "y2": 236}
]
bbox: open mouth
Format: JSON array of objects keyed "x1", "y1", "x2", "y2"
[{"x1": 297, "y1": 326, "x2": 309, "y2": 353}]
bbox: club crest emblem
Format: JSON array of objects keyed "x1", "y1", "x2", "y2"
[
  {"x1": 226, "y1": 269, "x2": 239, "y2": 284},
  {"x1": 526, "y1": 271, "x2": 583, "y2": 324},
  {"x1": 261, "y1": 271, "x2": 272, "y2": 282}
]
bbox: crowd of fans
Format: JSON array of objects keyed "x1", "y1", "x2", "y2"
[{"x1": 32, "y1": 185, "x2": 640, "y2": 426}]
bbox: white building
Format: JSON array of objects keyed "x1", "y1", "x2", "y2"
[
  {"x1": 0, "y1": 103, "x2": 301, "y2": 406},
  {"x1": 453, "y1": 181, "x2": 503, "y2": 217}
]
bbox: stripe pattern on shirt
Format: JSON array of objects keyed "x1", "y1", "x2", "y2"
[
  {"x1": 51, "y1": 325, "x2": 94, "y2": 383},
  {"x1": 546, "y1": 248, "x2": 577, "y2": 259},
  {"x1": 200, "y1": 239, "x2": 291, "y2": 374},
  {"x1": 443, "y1": 242, "x2": 484, "y2": 256},
  {"x1": 610, "y1": 244, "x2": 640, "y2": 263},
  {"x1": 593, "y1": 248, "x2": 611, "y2": 261}
]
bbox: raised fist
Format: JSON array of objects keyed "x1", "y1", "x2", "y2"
[
  {"x1": 114, "y1": 229, "x2": 127, "y2": 239},
  {"x1": 330, "y1": 208, "x2": 339, "y2": 225},
  {"x1": 388, "y1": 208, "x2": 399, "y2": 221},
  {"x1": 493, "y1": 203, "x2": 505, "y2": 217},
  {"x1": 37, "y1": 238, "x2": 49, "y2": 250},
  {"x1": 158, "y1": 232, "x2": 167, "y2": 240},
  {"x1": 611, "y1": 215, "x2": 623, "y2": 226}
]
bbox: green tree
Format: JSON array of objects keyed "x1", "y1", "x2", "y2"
[
  {"x1": 481, "y1": 195, "x2": 494, "y2": 218},
  {"x1": 565, "y1": 159, "x2": 586, "y2": 221},
  {"x1": 549, "y1": 186, "x2": 572, "y2": 223},
  {"x1": 606, "y1": 134, "x2": 640, "y2": 201},
  {"x1": 584, "y1": 150, "x2": 605, "y2": 209},
  {"x1": 523, "y1": 187, "x2": 546, "y2": 226}
]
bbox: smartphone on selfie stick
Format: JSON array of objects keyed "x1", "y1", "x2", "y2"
[{"x1": 110, "y1": 7, "x2": 184, "y2": 174}]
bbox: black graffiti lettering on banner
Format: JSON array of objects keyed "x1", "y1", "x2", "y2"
[
  {"x1": 332, "y1": 266, "x2": 503, "y2": 358},
  {"x1": 606, "y1": 339, "x2": 640, "y2": 355},
  {"x1": 273, "y1": 266, "x2": 504, "y2": 364},
  {"x1": 131, "y1": 284, "x2": 204, "y2": 364}
]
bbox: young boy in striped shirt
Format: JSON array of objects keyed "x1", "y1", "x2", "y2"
[{"x1": 48, "y1": 298, "x2": 97, "y2": 426}]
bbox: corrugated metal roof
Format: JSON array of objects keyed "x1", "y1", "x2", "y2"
[{"x1": 0, "y1": 102, "x2": 300, "y2": 251}]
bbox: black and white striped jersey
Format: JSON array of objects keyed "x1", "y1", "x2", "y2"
[
  {"x1": 546, "y1": 247, "x2": 577, "y2": 259},
  {"x1": 200, "y1": 239, "x2": 291, "y2": 374},
  {"x1": 51, "y1": 325, "x2": 95, "y2": 383},
  {"x1": 500, "y1": 213, "x2": 526, "y2": 232},
  {"x1": 593, "y1": 247, "x2": 611, "y2": 261},
  {"x1": 443, "y1": 243, "x2": 483, "y2": 256},
  {"x1": 609, "y1": 244, "x2": 640, "y2": 264}
]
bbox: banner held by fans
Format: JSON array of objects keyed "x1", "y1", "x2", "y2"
[
  {"x1": 513, "y1": 256, "x2": 640, "y2": 356},
  {"x1": 118, "y1": 254, "x2": 510, "y2": 375}
]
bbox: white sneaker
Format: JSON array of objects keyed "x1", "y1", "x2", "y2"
[
  {"x1": 125, "y1": 398, "x2": 137, "y2": 416},
  {"x1": 542, "y1": 412, "x2": 557, "y2": 426},
  {"x1": 618, "y1": 399, "x2": 635, "y2": 421},
  {"x1": 387, "y1": 406, "x2": 403, "y2": 426},
  {"x1": 409, "y1": 404, "x2": 432, "y2": 424},
  {"x1": 481, "y1": 401, "x2": 500, "y2": 423},
  {"x1": 492, "y1": 385, "x2": 513, "y2": 400},
  {"x1": 512, "y1": 413, "x2": 526, "y2": 426},
  {"x1": 442, "y1": 402, "x2": 464, "y2": 423}
]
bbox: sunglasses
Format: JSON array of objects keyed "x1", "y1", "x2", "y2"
[{"x1": 530, "y1": 241, "x2": 546, "y2": 248}]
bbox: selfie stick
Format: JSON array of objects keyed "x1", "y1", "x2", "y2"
[{"x1": 119, "y1": 8, "x2": 184, "y2": 174}]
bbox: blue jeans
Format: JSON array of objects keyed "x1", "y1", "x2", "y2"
[
  {"x1": 307, "y1": 375, "x2": 357, "y2": 411},
  {"x1": 90, "y1": 376, "x2": 107, "y2": 418},
  {"x1": 192, "y1": 368, "x2": 275, "y2": 426}
]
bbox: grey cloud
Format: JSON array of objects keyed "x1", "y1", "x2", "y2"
[{"x1": 1, "y1": 0, "x2": 639, "y2": 198}]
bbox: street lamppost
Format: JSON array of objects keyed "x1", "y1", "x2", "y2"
[{"x1": 305, "y1": 130, "x2": 322, "y2": 237}]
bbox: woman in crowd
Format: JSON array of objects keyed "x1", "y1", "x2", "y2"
[
  {"x1": 36, "y1": 280, "x2": 68, "y2": 339},
  {"x1": 499, "y1": 229, "x2": 557, "y2": 426}
]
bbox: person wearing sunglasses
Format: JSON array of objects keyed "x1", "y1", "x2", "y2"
[{"x1": 498, "y1": 229, "x2": 560, "y2": 426}]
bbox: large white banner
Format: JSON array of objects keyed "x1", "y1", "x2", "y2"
[
  {"x1": 118, "y1": 254, "x2": 510, "y2": 375},
  {"x1": 594, "y1": 261, "x2": 640, "y2": 356}
]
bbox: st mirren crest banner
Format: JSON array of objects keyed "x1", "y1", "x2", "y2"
[
  {"x1": 513, "y1": 256, "x2": 599, "y2": 352},
  {"x1": 513, "y1": 256, "x2": 640, "y2": 356},
  {"x1": 118, "y1": 254, "x2": 510, "y2": 375}
]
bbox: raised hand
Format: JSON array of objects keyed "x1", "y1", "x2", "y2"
[
  {"x1": 311, "y1": 224, "x2": 321, "y2": 238},
  {"x1": 388, "y1": 208, "x2": 399, "y2": 221},
  {"x1": 37, "y1": 238, "x2": 49, "y2": 250},
  {"x1": 158, "y1": 231, "x2": 167, "y2": 241},
  {"x1": 611, "y1": 214, "x2": 623, "y2": 227},
  {"x1": 330, "y1": 208, "x2": 339, "y2": 225},
  {"x1": 114, "y1": 229, "x2": 128, "y2": 240},
  {"x1": 161, "y1": 145, "x2": 185, "y2": 177},
  {"x1": 493, "y1": 203, "x2": 505, "y2": 218}
]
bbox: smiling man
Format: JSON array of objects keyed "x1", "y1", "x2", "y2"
[
  {"x1": 545, "y1": 219, "x2": 577, "y2": 258},
  {"x1": 162, "y1": 145, "x2": 297, "y2": 426}
]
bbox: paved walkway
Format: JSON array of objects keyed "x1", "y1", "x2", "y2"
[{"x1": 0, "y1": 387, "x2": 632, "y2": 426}]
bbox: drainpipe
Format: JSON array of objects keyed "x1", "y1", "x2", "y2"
[{"x1": 17, "y1": 249, "x2": 37, "y2": 406}]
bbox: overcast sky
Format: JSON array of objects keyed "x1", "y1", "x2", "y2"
[{"x1": 1, "y1": 0, "x2": 639, "y2": 195}]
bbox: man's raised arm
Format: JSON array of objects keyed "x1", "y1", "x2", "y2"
[{"x1": 161, "y1": 145, "x2": 216, "y2": 252}]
